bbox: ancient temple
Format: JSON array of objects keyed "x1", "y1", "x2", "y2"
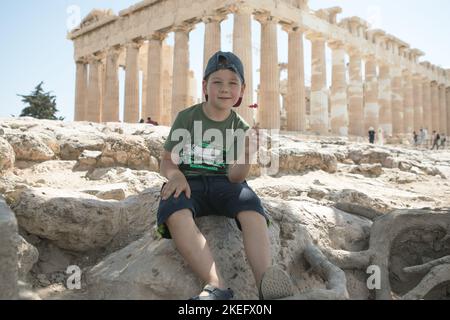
[{"x1": 68, "y1": 0, "x2": 450, "y2": 137}]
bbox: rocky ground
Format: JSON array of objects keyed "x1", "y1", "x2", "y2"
[{"x1": 0, "y1": 117, "x2": 449, "y2": 300}]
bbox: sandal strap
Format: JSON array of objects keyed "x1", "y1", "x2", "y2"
[
  {"x1": 203, "y1": 284, "x2": 220, "y2": 294},
  {"x1": 200, "y1": 285, "x2": 234, "y2": 300}
]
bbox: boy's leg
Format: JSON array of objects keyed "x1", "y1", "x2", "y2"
[
  {"x1": 166, "y1": 209, "x2": 226, "y2": 292},
  {"x1": 236, "y1": 211, "x2": 272, "y2": 287}
]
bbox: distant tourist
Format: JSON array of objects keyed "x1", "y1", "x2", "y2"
[
  {"x1": 368, "y1": 127, "x2": 376, "y2": 144},
  {"x1": 413, "y1": 131, "x2": 418, "y2": 146},
  {"x1": 146, "y1": 117, "x2": 159, "y2": 126},
  {"x1": 431, "y1": 131, "x2": 440, "y2": 150},
  {"x1": 440, "y1": 134, "x2": 447, "y2": 148},
  {"x1": 139, "y1": 119, "x2": 145, "y2": 124},
  {"x1": 419, "y1": 128, "x2": 425, "y2": 146},
  {"x1": 423, "y1": 128, "x2": 429, "y2": 146},
  {"x1": 377, "y1": 128, "x2": 384, "y2": 145}
]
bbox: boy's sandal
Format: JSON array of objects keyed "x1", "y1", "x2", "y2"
[
  {"x1": 190, "y1": 284, "x2": 234, "y2": 300},
  {"x1": 259, "y1": 266, "x2": 295, "y2": 300}
]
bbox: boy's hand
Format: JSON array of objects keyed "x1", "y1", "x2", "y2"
[{"x1": 161, "y1": 172, "x2": 191, "y2": 200}]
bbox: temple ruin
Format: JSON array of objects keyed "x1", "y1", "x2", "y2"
[{"x1": 68, "y1": 0, "x2": 450, "y2": 137}]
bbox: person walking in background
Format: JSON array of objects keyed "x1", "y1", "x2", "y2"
[
  {"x1": 146, "y1": 117, "x2": 159, "y2": 126},
  {"x1": 377, "y1": 127, "x2": 384, "y2": 145},
  {"x1": 368, "y1": 127, "x2": 376, "y2": 144},
  {"x1": 413, "y1": 131, "x2": 418, "y2": 146},
  {"x1": 423, "y1": 128, "x2": 429, "y2": 147},
  {"x1": 419, "y1": 128, "x2": 425, "y2": 147},
  {"x1": 440, "y1": 133, "x2": 447, "y2": 149},
  {"x1": 431, "y1": 130, "x2": 440, "y2": 150}
]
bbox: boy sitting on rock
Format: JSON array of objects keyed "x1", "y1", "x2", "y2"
[{"x1": 157, "y1": 51, "x2": 294, "y2": 300}]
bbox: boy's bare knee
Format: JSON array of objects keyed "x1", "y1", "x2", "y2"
[{"x1": 166, "y1": 209, "x2": 194, "y2": 228}]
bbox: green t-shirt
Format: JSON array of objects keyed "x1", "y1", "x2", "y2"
[{"x1": 164, "y1": 103, "x2": 250, "y2": 176}]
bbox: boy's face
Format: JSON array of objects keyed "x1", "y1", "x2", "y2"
[{"x1": 203, "y1": 69, "x2": 245, "y2": 111}]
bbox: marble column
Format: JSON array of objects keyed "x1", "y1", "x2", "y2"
[
  {"x1": 364, "y1": 56, "x2": 379, "y2": 132},
  {"x1": 422, "y1": 79, "x2": 432, "y2": 132},
  {"x1": 412, "y1": 75, "x2": 423, "y2": 131},
  {"x1": 102, "y1": 47, "x2": 120, "y2": 123},
  {"x1": 328, "y1": 41, "x2": 348, "y2": 136},
  {"x1": 391, "y1": 67, "x2": 404, "y2": 136},
  {"x1": 255, "y1": 13, "x2": 280, "y2": 130},
  {"x1": 284, "y1": 24, "x2": 306, "y2": 132},
  {"x1": 306, "y1": 32, "x2": 329, "y2": 135},
  {"x1": 431, "y1": 81, "x2": 440, "y2": 132},
  {"x1": 403, "y1": 71, "x2": 414, "y2": 135},
  {"x1": 439, "y1": 84, "x2": 447, "y2": 134},
  {"x1": 203, "y1": 14, "x2": 227, "y2": 72},
  {"x1": 447, "y1": 87, "x2": 450, "y2": 135},
  {"x1": 172, "y1": 24, "x2": 193, "y2": 121},
  {"x1": 124, "y1": 42, "x2": 141, "y2": 123},
  {"x1": 348, "y1": 50, "x2": 364, "y2": 136},
  {"x1": 145, "y1": 33, "x2": 166, "y2": 123},
  {"x1": 233, "y1": 6, "x2": 254, "y2": 125},
  {"x1": 74, "y1": 60, "x2": 88, "y2": 121},
  {"x1": 379, "y1": 64, "x2": 392, "y2": 137},
  {"x1": 86, "y1": 56, "x2": 103, "y2": 123},
  {"x1": 141, "y1": 52, "x2": 148, "y2": 121}
]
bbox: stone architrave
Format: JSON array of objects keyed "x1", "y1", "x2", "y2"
[
  {"x1": 378, "y1": 64, "x2": 392, "y2": 137},
  {"x1": 422, "y1": 79, "x2": 432, "y2": 132},
  {"x1": 412, "y1": 74, "x2": 423, "y2": 131},
  {"x1": 203, "y1": 13, "x2": 227, "y2": 73},
  {"x1": 283, "y1": 24, "x2": 306, "y2": 132},
  {"x1": 328, "y1": 40, "x2": 348, "y2": 136},
  {"x1": 402, "y1": 71, "x2": 414, "y2": 135},
  {"x1": 364, "y1": 55, "x2": 379, "y2": 132},
  {"x1": 431, "y1": 81, "x2": 440, "y2": 132},
  {"x1": 391, "y1": 67, "x2": 404, "y2": 136},
  {"x1": 172, "y1": 24, "x2": 194, "y2": 122},
  {"x1": 233, "y1": 6, "x2": 255, "y2": 125},
  {"x1": 74, "y1": 59, "x2": 88, "y2": 121},
  {"x1": 145, "y1": 33, "x2": 167, "y2": 123},
  {"x1": 306, "y1": 32, "x2": 329, "y2": 135},
  {"x1": 255, "y1": 12, "x2": 281, "y2": 130},
  {"x1": 348, "y1": 49, "x2": 364, "y2": 136},
  {"x1": 86, "y1": 55, "x2": 104, "y2": 123},
  {"x1": 102, "y1": 47, "x2": 121, "y2": 123}
]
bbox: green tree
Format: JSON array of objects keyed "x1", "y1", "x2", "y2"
[{"x1": 18, "y1": 82, "x2": 64, "y2": 120}]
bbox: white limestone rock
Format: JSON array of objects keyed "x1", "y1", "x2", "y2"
[
  {"x1": 11, "y1": 181, "x2": 163, "y2": 252},
  {"x1": 0, "y1": 137, "x2": 15, "y2": 171},
  {"x1": 5, "y1": 132, "x2": 54, "y2": 162},
  {"x1": 15, "y1": 235, "x2": 39, "y2": 279},
  {"x1": 86, "y1": 198, "x2": 371, "y2": 300}
]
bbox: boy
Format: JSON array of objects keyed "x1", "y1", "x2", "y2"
[{"x1": 157, "y1": 51, "x2": 294, "y2": 300}]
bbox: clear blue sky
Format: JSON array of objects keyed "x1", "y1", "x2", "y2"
[{"x1": 1, "y1": 0, "x2": 449, "y2": 121}]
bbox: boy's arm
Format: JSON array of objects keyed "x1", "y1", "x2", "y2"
[
  {"x1": 160, "y1": 151, "x2": 182, "y2": 180},
  {"x1": 228, "y1": 126, "x2": 259, "y2": 184},
  {"x1": 228, "y1": 161, "x2": 251, "y2": 184},
  {"x1": 160, "y1": 151, "x2": 191, "y2": 199}
]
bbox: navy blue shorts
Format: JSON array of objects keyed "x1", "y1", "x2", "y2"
[{"x1": 156, "y1": 175, "x2": 269, "y2": 239}]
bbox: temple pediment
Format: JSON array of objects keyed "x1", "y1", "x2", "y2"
[{"x1": 80, "y1": 9, "x2": 116, "y2": 29}]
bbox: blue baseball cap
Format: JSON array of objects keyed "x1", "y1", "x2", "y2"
[{"x1": 204, "y1": 51, "x2": 245, "y2": 85}]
